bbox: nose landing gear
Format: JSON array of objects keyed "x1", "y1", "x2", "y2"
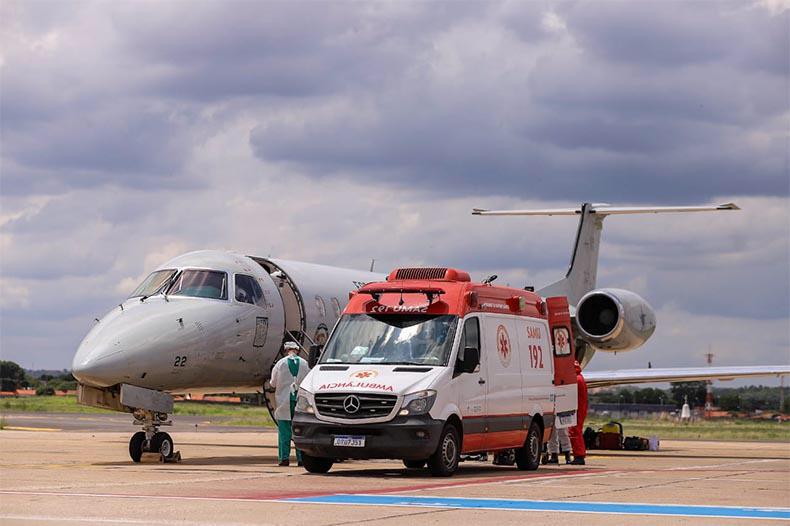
[{"x1": 129, "y1": 409, "x2": 179, "y2": 463}]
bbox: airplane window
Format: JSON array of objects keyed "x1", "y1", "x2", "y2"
[
  {"x1": 250, "y1": 278, "x2": 265, "y2": 306},
  {"x1": 129, "y1": 269, "x2": 176, "y2": 298},
  {"x1": 168, "y1": 270, "x2": 227, "y2": 300},
  {"x1": 235, "y1": 275, "x2": 255, "y2": 304},
  {"x1": 235, "y1": 275, "x2": 266, "y2": 306}
]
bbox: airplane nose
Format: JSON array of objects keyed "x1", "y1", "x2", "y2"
[{"x1": 72, "y1": 348, "x2": 126, "y2": 387}]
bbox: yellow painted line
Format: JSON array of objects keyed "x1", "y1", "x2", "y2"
[{"x1": 4, "y1": 426, "x2": 62, "y2": 432}]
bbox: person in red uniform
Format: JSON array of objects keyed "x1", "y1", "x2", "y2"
[{"x1": 568, "y1": 360, "x2": 588, "y2": 465}]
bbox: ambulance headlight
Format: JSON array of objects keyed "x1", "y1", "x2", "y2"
[
  {"x1": 399, "y1": 390, "x2": 437, "y2": 416},
  {"x1": 295, "y1": 389, "x2": 314, "y2": 414}
]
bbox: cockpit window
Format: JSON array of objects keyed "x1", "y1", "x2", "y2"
[
  {"x1": 235, "y1": 274, "x2": 265, "y2": 306},
  {"x1": 167, "y1": 270, "x2": 228, "y2": 300},
  {"x1": 129, "y1": 269, "x2": 177, "y2": 298}
]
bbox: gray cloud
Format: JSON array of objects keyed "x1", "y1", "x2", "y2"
[{"x1": 0, "y1": 1, "x2": 787, "y2": 374}]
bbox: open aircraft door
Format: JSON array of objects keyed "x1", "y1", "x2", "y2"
[{"x1": 546, "y1": 297, "x2": 578, "y2": 429}]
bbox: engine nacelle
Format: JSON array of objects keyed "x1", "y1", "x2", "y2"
[{"x1": 575, "y1": 288, "x2": 656, "y2": 352}]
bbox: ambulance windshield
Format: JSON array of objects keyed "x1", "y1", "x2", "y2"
[{"x1": 321, "y1": 314, "x2": 458, "y2": 366}]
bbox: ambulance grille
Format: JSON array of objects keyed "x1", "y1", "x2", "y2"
[
  {"x1": 394, "y1": 267, "x2": 448, "y2": 280},
  {"x1": 314, "y1": 393, "x2": 397, "y2": 419}
]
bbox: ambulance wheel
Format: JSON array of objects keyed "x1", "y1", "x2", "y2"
[
  {"x1": 151, "y1": 432, "x2": 174, "y2": 459},
  {"x1": 129, "y1": 432, "x2": 145, "y2": 463},
  {"x1": 403, "y1": 459, "x2": 426, "y2": 469},
  {"x1": 428, "y1": 424, "x2": 460, "y2": 477},
  {"x1": 301, "y1": 453, "x2": 333, "y2": 474},
  {"x1": 515, "y1": 421, "x2": 542, "y2": 471}
]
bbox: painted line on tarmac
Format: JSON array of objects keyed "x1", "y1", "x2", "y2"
[
  {"x1": 4, "y1": 489, "x2": 789, "y2": 520},
  {"x1": 371, "y1": 469, "x2": 614, "y2": 495},
  {"x1": 285, "y1": 494, "x2": 790, "y2": 521},
  {"x1": 3, "y1": 426, "x2": 62, "y2": 432}
]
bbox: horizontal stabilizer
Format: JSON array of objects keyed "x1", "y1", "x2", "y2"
[
  {"x1": 584, "y1": 365, "x2": 790, "y2": 389},
  {"x1": 472, "y1": 203, "x2": 739, "y2": 217}
]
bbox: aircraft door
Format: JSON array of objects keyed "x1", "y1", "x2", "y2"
[
  {"x1": 547, "y1": 297, "x2": 578, "y2": 429},
  {"x1": 455, "y1": 316, "x2": 488, "y2": 453}
]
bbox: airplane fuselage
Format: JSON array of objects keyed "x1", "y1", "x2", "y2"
[{"x1": 72, "y1": 250, "x2": 383, "y2": 393}]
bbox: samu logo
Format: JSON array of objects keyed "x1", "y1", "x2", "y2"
[
  {"x1": 496, "y1": 325, "x2": 511, "y2": 368},
  {"x1": 350, "y1": 370, "x2": 378, "y2": 379}
]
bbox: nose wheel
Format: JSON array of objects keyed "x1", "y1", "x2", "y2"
[{"x1": 129, "y1": 409, "x2": 178, "y2": 463}]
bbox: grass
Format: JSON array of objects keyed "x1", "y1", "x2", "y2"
[
  {"x1": 2, "y1": 396, "x2": 787, "y2": 440},
  {"x1": 1, "y1": 396, "x2": 274, "y2": 427},
  {"x1": 586, "y1": 416, "x2": 790, "y2": 442}
]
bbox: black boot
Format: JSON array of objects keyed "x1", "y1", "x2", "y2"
[
  {"x1": 564, "y1": 452, "x2": 572, "y2": 464},
  {"x1": 546, "y1": 453, "x2": 559, "y2": 464},
  {"x1": 569, "y1": 456, "x2": 585, "y2": 465},
  {"x1": 541, "y1": 452, "x2": 549, "y2": 465}
]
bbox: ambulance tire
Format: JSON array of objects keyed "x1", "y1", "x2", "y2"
[
  {"x1": 301, "y1": 453, "x2": 334, "y2": 474},
  {"x1": 403, "y1": 459, "x2": 426, "y2": 469},
  {"x1": 515, "y1": 421, "x2": 542, "y2": 471},
  {"x1": 428, "y1": 424, "x2": 460, "y2": 477}
]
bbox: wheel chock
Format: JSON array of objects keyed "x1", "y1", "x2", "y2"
[
  {"x1": 160, "y1": 451, "x2": 181, "y2": 463},
  {"x1": 140, "y1": 452, "x2": 161, "y2": 463}
]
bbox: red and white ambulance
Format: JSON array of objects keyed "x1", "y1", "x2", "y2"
[{"x1": 292, "y1": 267, "x2": 578, "y2": 476}]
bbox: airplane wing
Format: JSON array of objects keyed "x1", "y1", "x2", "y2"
[{"x1": 584, "y1": 365, "x2": 790, "y2": 388}]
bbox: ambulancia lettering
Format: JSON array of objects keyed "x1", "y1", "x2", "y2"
[
  {"x1": 318, "y1": 381, "x2": 394, "y2": 392},
  {"x1": 480, "y1": 302, "x2": 508, "y2": 310},
  {"x1": 370, "y1": 304, "x2": 429, "y2": 313}
]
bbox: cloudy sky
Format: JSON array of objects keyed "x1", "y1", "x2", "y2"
[{"x1": 1, "y1": 1, "x2": 788, "y2": 383}]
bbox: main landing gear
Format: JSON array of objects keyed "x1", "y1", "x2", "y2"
[{"x1": 128, "y1": 409, "x2": 179, "y2": 463}]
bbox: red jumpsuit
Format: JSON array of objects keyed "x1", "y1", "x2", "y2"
[{"x1": 568, "y1": 362, "x2": 588, "y2": 458}]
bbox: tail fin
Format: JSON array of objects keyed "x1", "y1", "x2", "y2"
[{"x1": 472, "y1": 202, "x2": 739, "y2": 306}]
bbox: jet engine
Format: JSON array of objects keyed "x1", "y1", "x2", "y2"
[{"x1": 575, "y1": 288, "x2": 656, "y2": 352}]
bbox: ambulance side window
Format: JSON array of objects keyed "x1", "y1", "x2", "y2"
[{"x1": 455, "y1": 317, "x2": 480, "y2": 376}]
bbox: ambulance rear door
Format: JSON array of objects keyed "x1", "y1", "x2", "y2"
[
  {"x1": 546, "y1": 296, "x2": 577, "y2": 429},
  {"x1": 517, "y1": 316, "x2": 554, "y2": 429},
  {"x1": 481, "y1": 314, "x2": 527, "y2": 451}
]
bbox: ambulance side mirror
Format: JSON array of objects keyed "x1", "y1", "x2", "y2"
[{"x1": 462, "y1": 347, "x2": 480, "y2": 374}]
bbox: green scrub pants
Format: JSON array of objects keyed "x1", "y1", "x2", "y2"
[{"x1": 277, "y1": 399, "x2": 302, "y2": 463}]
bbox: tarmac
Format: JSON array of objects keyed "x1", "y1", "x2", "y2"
[{"x1": 0, "y1": 414, "x2": 788, "y2": 525}]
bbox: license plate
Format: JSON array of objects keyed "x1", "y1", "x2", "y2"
[{"x1": 333, "y1": 435, "x2": 365, "y2": 447}]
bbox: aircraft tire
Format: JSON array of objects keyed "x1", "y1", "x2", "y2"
[
  {"x1": 515, "y1": 421, "x2": 542, "y2": 471},
  {"x1": 428, "y1": 424, "x2": 460, "y2": 477},
  {"x1": 129, "y1": 432, "x2": 145, "y2": 463},
  {"x1": 151, "y1": 432, "x2": 174, "y2": 459},
  {"x1": 403, "y1": 459, "x2": 427, "y2": 469}
]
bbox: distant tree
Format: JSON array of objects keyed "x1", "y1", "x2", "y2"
[
  {"x1": 633, "y1": 387, "x2": 668, "y2": 404},
  {"x1": 670, "y1": 382, "x2": 708, "y2": 407},
  {"x1": 36, "y1": 385, "x2": 55, "y2": 396},
  {"x1": 717, "y1": 391, "x2": 741, "y2": 411},
  {"x1": 0, "y1": 361, "x2": 28, "y2": 391}
]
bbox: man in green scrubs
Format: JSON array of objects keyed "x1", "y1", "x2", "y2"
[{"x1": 271, "y1": 342, "x2": 309, "y2": 466}]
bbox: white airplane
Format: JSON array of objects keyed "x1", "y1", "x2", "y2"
[{"x1": 72, "y1": 203, "x2": 790, "y2": 461}]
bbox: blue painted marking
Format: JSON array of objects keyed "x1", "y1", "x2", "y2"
[{"x1": 287, "y1": 494, "x2": 790, "y2": 521}]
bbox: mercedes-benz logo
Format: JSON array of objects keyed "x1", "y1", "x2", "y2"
[{"x1": 343, "y1": 395, "x2": 361, "y2": 414}]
